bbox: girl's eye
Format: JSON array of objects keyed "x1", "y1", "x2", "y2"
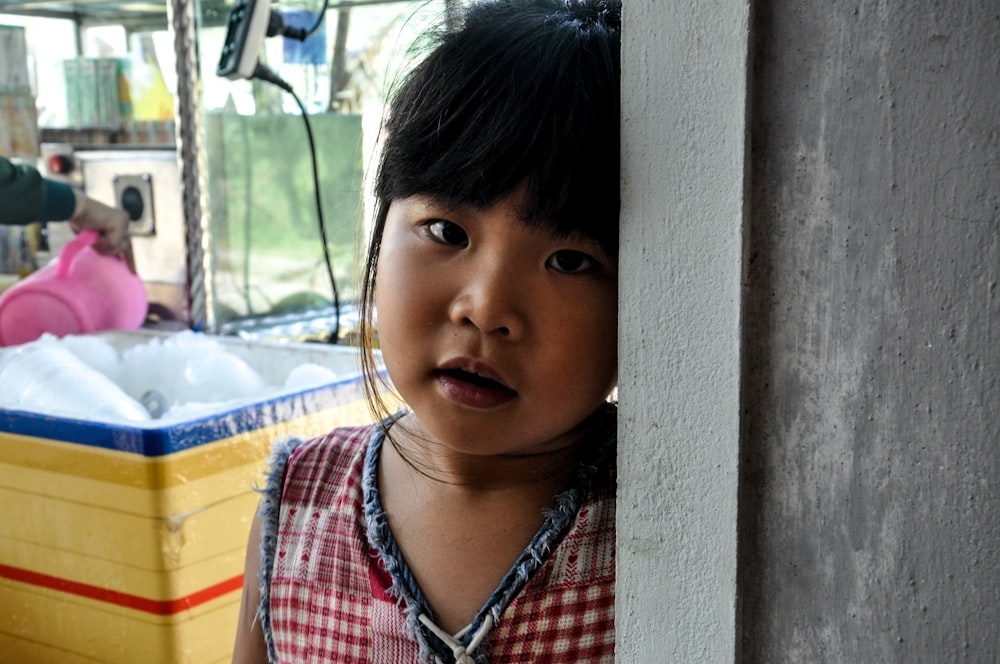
[
  {"x1": 547, "y1": 250, "x2": 596, "y2": 274},
  {"x1": 425, "y1": 219, "x2": 469, "y2": 247}
]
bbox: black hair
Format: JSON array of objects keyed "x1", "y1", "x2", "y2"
[
  {"x1": 376, "y1": 0, "x2": 621, "y2": 249},
  {"x1": 360, "y1": 0, "x2": 621, "y2": 416}
]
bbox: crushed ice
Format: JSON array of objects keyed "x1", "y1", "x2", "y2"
[{"x1": 0, "y1": 331, "x2": 344, "y2": 425}]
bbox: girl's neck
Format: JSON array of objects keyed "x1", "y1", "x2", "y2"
[
  {"x1": 384, "y1": 414, "x2": 584, "y2": 494},
  {"x1": 376, "y1": 413, "x2": 595, "y2": 634}
]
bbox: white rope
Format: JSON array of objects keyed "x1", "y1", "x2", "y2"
[
  {"x1": 419, "y1": 613, "x2": 495, "y2": 664},
  {"x1": 466, "y1": 614, "x2": 494, "y2": 653}
]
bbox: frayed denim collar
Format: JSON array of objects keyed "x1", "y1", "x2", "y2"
[
  {"x1": 363, "y1": 406, "x2": 615, "y2": 663},
  {"x1": 256, "y1": 436, "x2": 305, "y2": 664}
]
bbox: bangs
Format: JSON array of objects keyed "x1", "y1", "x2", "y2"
[{"x1": 375, "y1": 0, "x2": 621, "y2": 254}]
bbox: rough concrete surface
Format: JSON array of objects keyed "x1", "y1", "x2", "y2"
[{"x1": 739, "y1": 1, "x2": 998, "y2": 661}]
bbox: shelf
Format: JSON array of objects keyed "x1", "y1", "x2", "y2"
[
  {"x1": 0, "y1": 0, "x2": 418, "y2": 32},
  {"x1": 0, "y1": 0, "x2": 232, "y2": 31}
]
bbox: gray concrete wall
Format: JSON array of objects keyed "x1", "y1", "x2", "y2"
[{"x1": 738, "y1": 1, "x2": 999, "y2": 662}]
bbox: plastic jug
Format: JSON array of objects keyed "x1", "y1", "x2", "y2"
[{"x1": 0, "y1": 230, "x2": 147, "y2": 347}]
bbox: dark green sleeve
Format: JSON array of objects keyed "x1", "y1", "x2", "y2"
[
  {"x1": 0, "y1": 155, "x2": 76, "y2": 224},
  {"x1": 39, "y1": 177, "x2": 77, "y2": 221}
]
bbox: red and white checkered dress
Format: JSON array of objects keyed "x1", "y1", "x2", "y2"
[{"x1": 260, "y1": 417, "x2": 616, "y2": 663}]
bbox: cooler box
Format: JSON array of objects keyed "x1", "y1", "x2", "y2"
[{"x1": 0, "y1": 331, "x2": 378, "y2": 663}]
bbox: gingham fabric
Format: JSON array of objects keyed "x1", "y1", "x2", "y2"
[{"x1": 260, "y1": 420, "x2": 616, "y2": 663}]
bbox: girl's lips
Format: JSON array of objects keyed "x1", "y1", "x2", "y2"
[
  {"x1": 434, "y1": 365, "x2": 517, "y2": 409},
  {"x1": 437, "y1": 357, "x2": 512, "y2": 389}
]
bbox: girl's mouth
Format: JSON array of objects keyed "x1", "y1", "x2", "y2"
[
  {"x1": 435, "y1": 368, "x2": 517, "y2": 409},
  {"x1": 439, "y1": 368, "x2": 509, "y2": 390}
]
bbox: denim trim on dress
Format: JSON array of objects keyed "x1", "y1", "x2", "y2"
[
  {"x1": 364, "y1": 404, "x2": 616, "y2": 664},
  {"x1": 362, "y1": 416, "x2": 441, "y2": 660},
  {"x1": 256, "y1": 436, "x2": 306, "y2": 664},
  {"x1": 474, "y1": 403, "x2": 615, "y2": 645}
]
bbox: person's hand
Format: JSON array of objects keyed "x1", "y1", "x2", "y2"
[{"x1": 68, "y1": 191, "x2": 134, "y2": 269}]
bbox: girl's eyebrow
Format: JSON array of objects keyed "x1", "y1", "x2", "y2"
[
  {"x1": 410, "y1": 194, "x2": 466, "y2": 215},
  {"x1": 526, "y1": 224, "x2": 610, "y2": 255},
  {"x1": 408, "y1": 194, "x2": 610, "y2": 255},
  {"x1": 561, "y1": 234, "x2": 613, "y2": 258}
]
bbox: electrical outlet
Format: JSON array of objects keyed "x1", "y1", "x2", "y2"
[
  {"x1": 216, "y1": 0, "x2": 271, "y2": 80},
  {"x1": 113, "y1": 173, "x2": 156, "y2": 236}
]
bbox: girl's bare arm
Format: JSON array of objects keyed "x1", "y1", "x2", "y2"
[{"x1": 231, "y1": 505, "x2": 269, "y2": 664}]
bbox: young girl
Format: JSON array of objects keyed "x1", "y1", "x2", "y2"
[{"x1": 232, "y1": 1, "x2": 621, "y2": 661}]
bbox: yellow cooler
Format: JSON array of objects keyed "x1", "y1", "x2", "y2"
[{"x1": 0, "y1": 331, "x2": 376, "y2": 663}]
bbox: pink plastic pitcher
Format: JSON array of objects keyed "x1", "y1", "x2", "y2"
[{"x1": 0, "y1": 230, "x2": 147, "y2": 347}]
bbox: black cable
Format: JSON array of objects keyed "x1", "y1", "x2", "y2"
[
  {"x1": 241, "y1": 118, "x2": 254, "y2": 314},
  {"x1": 266, "y1": 0, "x2": 330, "y2": 41},
  {"x1": 253, "y1": 63, "x2": 341, "y2": 343}
]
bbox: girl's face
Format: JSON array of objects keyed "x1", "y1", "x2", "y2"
[{"x1": 374, "y1": 192, "x2": 618, "y2": 458}]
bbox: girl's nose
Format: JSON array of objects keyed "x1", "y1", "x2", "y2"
[{"x1": 448, "y1": 264, "x2": 526, "y2": 340}]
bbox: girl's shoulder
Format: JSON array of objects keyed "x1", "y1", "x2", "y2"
[
  {"x1": 287, "y1": 422, "x2": 375, "y2": 463},
  {"x1": 266, "y1": 422, "x2": 380, "y2": 502}
]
